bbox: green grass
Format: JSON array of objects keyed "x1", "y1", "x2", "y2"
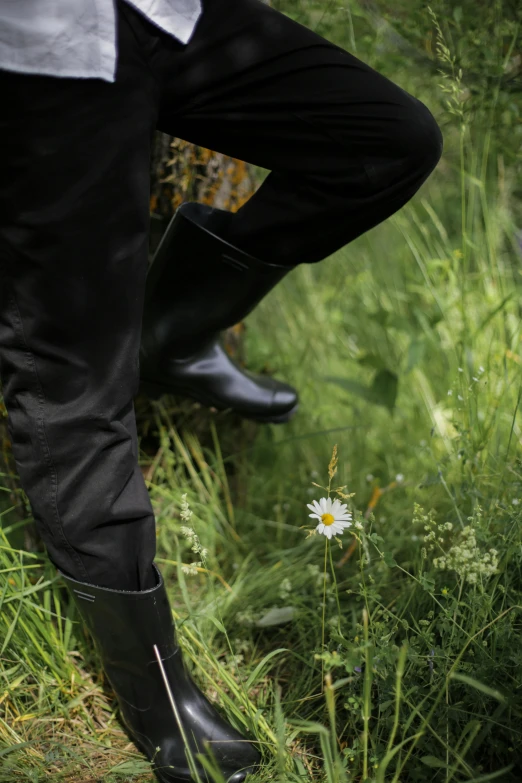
[{"x1": 2, "y1": 6, "x2": 522, "y2": 783}]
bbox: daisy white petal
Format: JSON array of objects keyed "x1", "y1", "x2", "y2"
[{"x1": 308, "y1": 495, "x2": 354, "y2": 539}]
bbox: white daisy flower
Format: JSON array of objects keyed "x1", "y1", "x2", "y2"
[{"x1": 307, "y1": 496, "x2": 353, "y2": 539}]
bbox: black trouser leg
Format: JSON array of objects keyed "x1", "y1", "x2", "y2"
[
  {"x1": 127, "y1": 0, "x2": 443, "y2": 266},
  {"x1": 0, "y1": 10, "x2": 159, "y2": 590}
]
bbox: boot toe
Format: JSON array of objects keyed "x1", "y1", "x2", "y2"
[
  {"x1": 272, "y1": 384, "x2": 298, "y2": 415},
  {"x1": 227, "y1": 768, "x2": 256, "y2": 783}
]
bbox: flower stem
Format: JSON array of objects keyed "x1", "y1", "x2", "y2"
[
  {"x1": 328, "y1": 541, "x2": 343, "y2": 636},
  {"x1": 362, "y1": 608, "x2": 372, "y2": 780},
  {"x1": 321, "y1": 537, "x2": 328, "y2": 690}
]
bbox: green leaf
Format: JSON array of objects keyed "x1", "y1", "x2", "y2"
[
  {"x1": 383, "y1": 551, "x2": 397, "y2": 568},
  {"x1": 450, "y1": 673, "x2": 506, "y2": 702},
  {"x1": 0, "y1": 742, "x2": 35, "y2": 759},
  {"x1": 459, "y1": 766, "x2": 516, "y2": 782},
  {"x1": 419, "y1": 574, "x2": 435, "y2": 592},
  {"x1": 326, "y1": 369, "x2": 398, "y2": 413},
  {"x1": 110, "y1": 759, "x2": 153, "y2": 775},
  {"x1": 357, "y1": 352, "x2": 387, "y2": 370},
  {"x1": 325, "y1": 376, "x2": 374, "y2": 401},
  {"x1": 245, "y1": 648, "x2": 289, "y2": 690},
  {"x1": 370, "y1": 369, "x2": 399, "y2": 412},
  {"x1": 206, "y1": 615, "x2": 227, "y2": 634},
  {"x1": 255, "y1": 606, "x2": 295, "y2": 627},
  {"x1": 420, "y1": 755, "x2": 448, "y2": 769}
]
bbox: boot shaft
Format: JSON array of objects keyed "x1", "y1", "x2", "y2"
[
  {"x1": 60, "y1": 564, "x2": 260, "y2": 781},
  {"x1": 61, "y1": 565, "x2": 180, "y2": 708},
  {"x1": 142, "y1": 202, "x2": 291, "y2": 358}
]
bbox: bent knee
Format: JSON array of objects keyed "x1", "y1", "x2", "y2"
[{"x1": 399, "y1": 98, "x2": 443, "y2": 174}]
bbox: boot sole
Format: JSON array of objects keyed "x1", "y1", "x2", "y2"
[{"x1": 138, "y1": 378, "x2": 299, "y2": 424}]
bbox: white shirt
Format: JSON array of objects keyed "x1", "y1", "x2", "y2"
[{"x1": 0, "y1": 0, "x2": 202, "y2": 83}]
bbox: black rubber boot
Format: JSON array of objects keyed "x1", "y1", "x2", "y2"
[
  {"x1": 61, "y1": 564, "x2": 260, "y2": 783},
  {"x1": 139, "y1": 202, "x2": 299, "y2": 423}
]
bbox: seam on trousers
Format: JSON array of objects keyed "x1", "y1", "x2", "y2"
[{"x1": 5, "y1": 277, "x2": 89, "y2": 580}]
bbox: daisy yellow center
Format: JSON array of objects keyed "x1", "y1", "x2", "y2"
[{"x1": 321, "y1": 513, "x2": 335, "y2": 526}]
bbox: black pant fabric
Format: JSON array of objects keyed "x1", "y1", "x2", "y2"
[{"x1": 0, "y1": 0, "x2": 443, "y2": 590}]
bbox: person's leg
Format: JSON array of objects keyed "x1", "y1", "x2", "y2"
[
  {"x1": 137, "y1": 0, "x2": 442, "y2": 413},
  {"x1": 0, "y1": 7, "x2": 261, "y2": 779},
  {"x1": 0, "y1": 11, "x2": 159, "y2": 591},
  {"x1": 157, "y1": 0, "x2": 442, "y2": 264}
]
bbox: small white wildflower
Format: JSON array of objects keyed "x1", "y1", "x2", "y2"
[
  {"x1": 512, "y1": 498, "x2": 520, "y2": 506},
  {"x1": 458, "y1": 367, "x2": 463, "y2": 372},
  {"x1": 472, "y1": 376, "x2": 479, "y2": 382},
  {"x1": 458, "y1": 395, "x2": 464, "y2": 401},
  {"x1": 181, "y1": 562, "x2": 200, "y2": 576},
  {"x1": 237, "y1": 608, "x2": 255, "y2": 625},
  {"x1": 479, "y1": 366, "x2": 485, "y2": 374},
  {"x1": 307, "y1": 563, "x2": 325, "y2": 588},
  {"x1": 395, "y1": 473, "x2": 404, "y2": 483},
  {"x1": 180, "y1": 493, "x2": 193, "y2": 523},
  {"x1": 307, "y1": 497, "x2": 352, "y2": 539},
  {"x1": 448, "y1": 390, "x2": 453, "y2": 396},
  {"x1": 433, "y1": 518, "x2": 499, "y2": 584},
  {"x1": 279, "y1": 578, "x2": 292, "y2": 599},
  {"x1": 366, "y1": 474, "x2": 374, "y2": 482},
  {"x1": 354, "y1": 520, "x2": 364, "y2": 530}
]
